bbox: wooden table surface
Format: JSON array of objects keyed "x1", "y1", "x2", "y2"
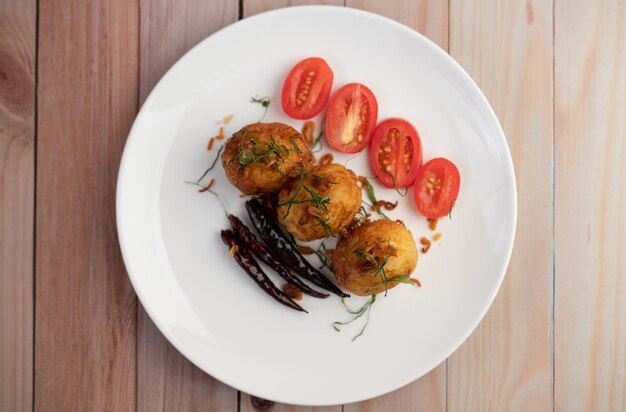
[{"x1": 1, "y1": 0, "x2": 625, "y2": 410}]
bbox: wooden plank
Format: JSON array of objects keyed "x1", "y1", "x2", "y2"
[
  {"x1": 239, "y1": 1, "x2": 342, "y2": 410},
  {"x1": 342, "y1": 1, "x2": 448, "y2": 410},
  {"x1": 136, "y1": 1, "x2": 239, "y2": 411},
  {"x1": 138, "y1": 317, "x2": 239, "y2": 412},
  {"x1": 139, "y1": 0, "x2": 239, "y2": 102},
  {"x1": 446, "y1": 0, "x2": 553, "y2": 411},
  {"x1": 138, "y1": 317, "x2": 238, "y2": 412},
  {"x1": 554, "y1": 1, "x2": 626, "y2": 411},
  {"x1": 244, "y1": 0, "x2": 343, "y2": 18},
  {"x1": 343, "y1": 373, "x2": 446, "y2": 412},
  {"x1": 35, "y1": 0, "x2": 139, "y2": 410},
  {"x1": 345, "y1": 0, "x2": 447, "y2": 50},
  {"x1": 240, "y1": 1, "x2": 448, "y2": 409},
  {"x1": 241, "y1": 397, "x2": 341, "y2": 412},
  {"x1": 0, "y1": 0, "x2": 36, "y2": 410}
]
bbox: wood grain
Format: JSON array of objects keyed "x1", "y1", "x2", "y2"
[
  {"x1": 11, "y1": 0, "x2": 624, "y2": 410},
  {"x1": 138, "y1": 317, "x2": 238, "y2": 412},
  {"x1": 0, "y1": 0, "x2": 35, "y2": 410},
  {"x1": 139, "y1": 0, "x2": 239, "y2": 102},
  {"x1": 345, "y1": 0, "x2": 447, "y2": 50},
  {"x1": 554, "y1": 1, "x2": 626, "y2": 411},
  {"x1": 243, "y1": 0, "x2": 343, "y2": 18},
  {"x1": 238, "y1": 1, "x2": 342, "y2": 410},
  {"x1": 342, "y1": 1, "x2": 448, "y2": 410},
  {"x1": 241, "y1": 397, "x2": 341, "y2": 412},
  {"x1": 137, "y1": 1, "x2": 239, "y2": 410},
  {"x1": 343, "y1": 372, "x2": 446, "y2": 412},
  {"x1": 446, "y1": 0, "x2": 553, "y2": 410},
  {"x1": 35, "y1": 0, "x2": 139, "y2": 410},
  {"x1": 240, "y1": 1, "x2": 448, "y2": 409}
]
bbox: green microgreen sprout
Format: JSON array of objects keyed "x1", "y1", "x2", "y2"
[
  {"x1": 365, "y1": 275, "x2": 415, "y2": 293},
  {"x1": 314, "y1": 239, "x2": 330, "y2": 269},
  {"x1": 361, "y1": 177, "x2": 389, "y2": 219},
  {"x1": 352, "y1": 239, "x2": 415, "y2": 296},
  {"x1": 449, "y1": 200, "x2": 456, "y2": 219},
  {"x1": 309, "y1": 117, "x2": 326, "y2": 153},
  {"x1": 354, "y1": 205, "x2": 370, "y2": 223},
  {"x1": 388, "y1": 172, "x2": 409, "y2": 197},
  {"x1": 234, "y1": 136, "x2": 295, "y2": 175},
  {"x1": 193, "y1": 145, "x2": 224, "y2": 184},
  {"x1": 314, "y1": 217, "x2": 334, "y2": 238},
  {"x1": 276, "y1": 165, "x2": 307, "y2": 221},
  {"x1": 311, "y1": 129, "x2": 324, "y2": 153},
  {"x1": 184, "y1": 181, "x2": 229, "y2": 216},
  {"x1": 367, "y1": 239, "x2": 393, "y2": 291},
  {"x1": 277, "y1": 169, "x2": 337, "y2": 229},
  {"x1": 352, "y1": 248, "x2": 378, "y2": 268},
  {"x1": 289, "y1": 136, "x2": 302, "y2": 154},
  {"x1": 250, "y1": 95, "x2": 270, "y2": 122},
  {"x1": 301, "y1": 185, "x2": 331, "y2": 210},
  {"x1": 333, "y1": 295, "x2": 377, "y2": 341}
]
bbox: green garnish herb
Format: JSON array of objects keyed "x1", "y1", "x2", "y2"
[
  {"x1": 362, "y1": 200, "x2": 388, "y2": 219},
  {"x1": 355, "y1": 205, "x2": 370, "y2": 223},
  {"x1": 310, "y1": 173, "x2": 337, "y2": 186},
  {"x1": 301, "y1": 185, "x2": 331, "y2": 210},
  {"x1": 365, "y1": 275, "x2": 415, "y2": 293},
  {"x1": 352, "y1": 239, "x2": 412, "y2": 296},
  {"x1": 449, "y1": 200, "x2": 456, "y2": 219},
  {"x1": 369, "y1": 239, "x2": 392, "y2": 289},
  {"x1": 185, "y1": 181, "x2": 206, "y2": 189},
  {"x1": 274, "y1": 160, "x2": 339, "y2": 236},
  {"x1": 314, "y1": 239, "x2": 330, "y2": 269},
  {"x1": 311, "y1": 130, "x2": 324, "y2": 153},
  {"x1": 289, "y1": 136, "x2": 302, "y2": 154},
  {"x1": 314, "y1": 217, "x2": 334, "y2": 238},
  {"x1": 276, "y1": 165, "x2": 307, "y2": 221},
  {"x1": 194, "y1": 145, "x2": 224, "y2": 184},
  {"x1": 352, "y1": 247, "x2": 378, "y2": 269},
  {"x1": 184, "y1": 182, "x2": 229, "y2": 216},
  {"x1": 389, "y1": 173, "x2": 409, "y2": 197},
  {"x1": 310, "y1": 118, "x2": 326, "y2": 153},
  {"x1": 250, "y1": 95, "x2": 270, "y2": 122},
  {"x1": 333, "y1": 295, "x2": 377, "y2": 341},
  {"x1": 361, "y1": 177, "x2": 390, "y2": 219},
  {"x1": 277, "y1": 169, "x2": 337, "y2": 230},
  {"x1": 363, "y1": 177, "x2": 377, "y2": 204},
  {"x1": 235, "y1": 136, "x2": 293, "y2": 173},
  {"x1": 250, "y1": 95, "x2": 270, "y2": 107}
]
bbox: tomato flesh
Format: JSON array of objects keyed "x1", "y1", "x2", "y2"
[
  {"x1": 413, "y1": 158, "x2": 460, "y2": 219},
  {"x1": 368, "y1": 118, "x2": 422, "y2": 188},
  {"x1": 281, "y1": 57, "x2": 334, "y2": 120},
  {"x1": 325, "y1": 83, "x2": 378, "y2": 153}
]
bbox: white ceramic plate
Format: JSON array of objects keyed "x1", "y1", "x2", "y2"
[{"x1": 117, "y1": 6, "x2": 516, "y2": 406}]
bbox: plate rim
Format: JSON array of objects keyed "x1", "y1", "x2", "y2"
[{"x1": 116, "y1": 4, "x2": 518, "y2": 405}]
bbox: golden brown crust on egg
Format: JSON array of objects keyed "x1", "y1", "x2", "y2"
[
  {"x1": 221, "y1": 123, "x2": 313, "y2": 195},
  {"x1": 276, "y1": 163, "x2": 361, "y2": 241},
  {"x1": 331, "y1": 219, "x2": 418, "y2": 296}
]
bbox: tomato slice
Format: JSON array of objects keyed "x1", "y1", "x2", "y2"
[
  {"x1": 281, "y1": 57, "x2": 334, "y2": 120},
  {"x1": 413, "y1": 158, "x2": 460, "y2": 219},
  {"x1": 325, "y1": 83, "x2": 378, "y2": 153},
  {"x1": 368, "y1": 118, "x2": 422, "y2": 188}
]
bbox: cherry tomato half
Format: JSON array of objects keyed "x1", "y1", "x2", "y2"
[
  {"x1": 281, "y1": 57, "x2": 334, "y2": 120},
  {"x1": 413, "y1": 157, "x2": 460, "y2": 219},
  {"x1": 368, "y1": 118, "x2": 423, "y2": 188},
  {"x1": 325, "y1": 83, "x2": 378, "y2": 153}
]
